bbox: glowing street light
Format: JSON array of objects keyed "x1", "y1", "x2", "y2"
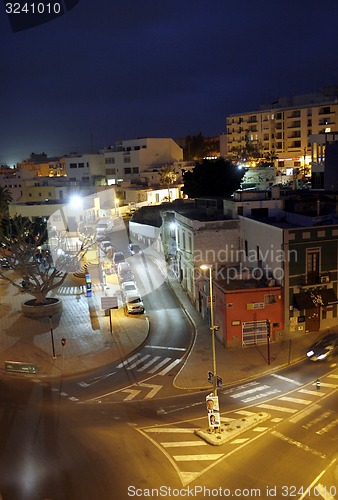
[{"x1": 200, "y1": 264, "x2": 218, "y2": 396}]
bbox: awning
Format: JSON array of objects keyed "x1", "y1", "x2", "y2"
[{"x1": 293, "y1": 288, "x2": 337, "y2": 310}]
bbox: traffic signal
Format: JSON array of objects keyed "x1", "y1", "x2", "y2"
[
  {"x1": 266, "y1": 320, "x2": 271, "y2": 338},
  {"x1": 61, "y1": 338, "x2": 67, "y2": 347}
]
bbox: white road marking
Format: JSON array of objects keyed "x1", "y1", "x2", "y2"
[
  {"x1": 235, "y1": 410, "x2": 258, "y2": 416},
  {"x1": 316, "y1": 418, "x2": 338, "y2": 435},
  {"x1": 139, "y1": 383, "x2": 162, "y2": 399},
  {"x1": 137, "y1": 356, "x2": 161, "y2": 372},
  {"x1": 318, "y1": 382, "x2": 337, "y2": 388},
  {"x1": 116, "y1": 354, "x2": 139, "y2": 368},
  {"x1": 145, "y1": 345, "x2": 186, "y2": 351},
  {"x1": 242, "y1": 389, "x2": 281, "y2": 402},
  {"x1": 222, "y1": 381, "x2": 260, "y2": 395},
  {"x1": 270, "y1": 373, "x2": 302, "y2": 385},
  {"x1": 298, "y1": 458, "x2": 337, "y2": 500},
  {"x1": 258, "y1": 403, "x2": 297, "y2": 413},
  {"x1": 173, "y1": 454, "x2": 224, "y2": 462},
  {"x1": 302, "y1": 411, "x2": 333, "y2": 430},
  {"x1": 146, "y1": 428, "x2": 197, "y2": 433},
  {"x1": 148, "y1": 357, "x2": 172, "y2": 373},
  {"x1": 230, "y1": 384, "x2": 271, "y2": 398},
  {"x1": 271, "y1": 418, "x2": 283, "y2": 423},
  {"x1": 69, "y1": 397, "x2": 79, "y2": 402},
  {"x1": 327, "y1": 373, "x2": 338, "y2": 378},
  {"x1": 230, "y1": 438, "x2": 250, "y2": 444},
  {"x1": 161, "y1": 441, "x2": 207, "y2": 448},
  {"x1": 125, "y1": 355, "x2": 151, "y2": 370},
  {"x1": 158, "y1": 358, "x2": 181, "y2": 375},
  {"x1": 278, "y1": 396, "x2": 312, "y2": 405},
  {"x1": 252, "y1": 427, "x2": 268, "y2": 432},
  {"x1": 121, "y1": 389, "x2": 141, "y2": 401},
  {"x1": 289, "y1": 404, "x2": 322, "y2": 424},
  {"x1": 299, "y1": 389, "x2": 324, "y2": 397},
  {"x1": 271, "y1": 430, "x2": 326, "y2": 459}
]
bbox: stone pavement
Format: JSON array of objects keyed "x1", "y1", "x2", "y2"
[{"x1": 0, "y1": 267, "x2": 333, "y2": 386}]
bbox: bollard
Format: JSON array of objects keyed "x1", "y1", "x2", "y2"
[{"x1": 316, "y1": 379, "x2": 321, "y2": 390}]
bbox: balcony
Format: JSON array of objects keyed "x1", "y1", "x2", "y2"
[{"x1": 298, "y1": 273, "x2": 330, "y2": 287}]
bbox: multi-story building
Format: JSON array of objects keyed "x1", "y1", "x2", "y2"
[
  {"x1": 100, "y1": 138, "x2": 183, "y2": 185},
  {"x1": 224, "y1": 85, "x2": 338, "y2": 171},
  {"x1": 0, "y1": 166, "x2": 22, "y2": 201}
]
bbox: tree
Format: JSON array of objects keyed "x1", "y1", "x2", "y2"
[
  {"x1": 0, "y1": 187, "x2": 13, "y2": 218},
  {"x1": 231, "y1": 136, "x2": 263, "y2": 164},
  {"x1": 182, "y1": 158, "x2": 245, "y2": 198},
  {"x1": 184, "y1": 133, "x2": 208, "y2": 160},
  {"x1": 159, "y1": 165, "x2": 177, "y2": 201},
  {"x1": 0, "y1": 216, "x2": 92, "y2": 304}
]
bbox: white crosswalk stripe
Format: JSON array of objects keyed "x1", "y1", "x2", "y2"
[
  {"x1": 116, "y1": 354, "x2": 181, "y2": 375},
  {"x1": 228, "y1": 382, "x2": 281, "y2": 403}
]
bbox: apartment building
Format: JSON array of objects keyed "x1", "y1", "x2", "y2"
[
  {"x1": 100, "y1": 138, "x2": 183, "y2": 185},
  {"x1": 225, "y1": 85, "x2": 338, "y2": 171}
]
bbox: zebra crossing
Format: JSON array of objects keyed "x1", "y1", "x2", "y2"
[
  {"x1": 139, "y1": 374, "x2": 338, "y2": 486},
  {"x1": 116, "y1": 350, "x2": 184, "y2": 376},
  {"x1": 56, "y1": 283, "x2": 103, "y2": 295}
]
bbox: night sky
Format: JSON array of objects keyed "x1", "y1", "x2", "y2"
[{"x1": 2, "y1": 0, "x2": 338, "y2": 165}]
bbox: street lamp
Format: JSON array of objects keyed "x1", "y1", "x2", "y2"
[
  {"x1": 48, "y1": 315, "x2": 57, "y2": 359},
  {"x1": 200, "y1": 264, "x2": 217, "y2": 396}
]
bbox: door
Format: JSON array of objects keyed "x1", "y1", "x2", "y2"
[{"x1": 305, "y1": 307, "x2": 320, "y2": 332}]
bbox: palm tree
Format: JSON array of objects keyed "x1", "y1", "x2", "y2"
[
  {"x1": 159, "y1": 165, "x2": 177, "y2": 202},
  {"x1": 0, "y1": 187, "x2": 13, "y2": 217}
]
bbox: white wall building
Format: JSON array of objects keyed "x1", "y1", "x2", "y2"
[{"x1": 101, "y1": 138, "x2": 183, "y2": 185}]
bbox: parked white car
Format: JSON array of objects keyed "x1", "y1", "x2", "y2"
[
  {"x1": 125, "y1": 292, "x2": 144, "y2": 314},
  {"x1": 121, "y1": 280, "x2": 138, "y2": 296},
  {"x1": 117, "y1": 261, "x2": 134, "y2": 283}
]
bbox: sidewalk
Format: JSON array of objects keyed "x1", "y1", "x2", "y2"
[{"x1": 0, "y1": 268, "x2": 331, "y2": 386}]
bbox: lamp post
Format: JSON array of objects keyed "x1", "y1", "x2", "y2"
[
  {"x1": 48, "y1": 315, "x2": 57, "y2": 359},
  {"x1": 200, "y1": 264, "x2": 217, "y2": 396}
]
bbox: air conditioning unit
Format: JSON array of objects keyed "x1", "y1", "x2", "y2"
[{"x1": 320, "y1": 275, "x2": 330, "y2": 284}]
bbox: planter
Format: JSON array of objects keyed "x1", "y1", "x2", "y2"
[{"x1": 21, "y1": 298, "x2": 63, "y2": 319}]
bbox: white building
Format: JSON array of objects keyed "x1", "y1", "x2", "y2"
[{"x1": 101, "y1": 138, "x2": 183, "y2": 185}]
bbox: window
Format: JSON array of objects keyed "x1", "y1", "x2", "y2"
[
  {"x1": 124, "y1": 167, "x2": 131, "y2": 174},
  {"x1": 69, "y1": 163, "x2": 77, "y2": 168},
  {"x1": 124, "y1": 156, "x2": 131, "y2": 163},
  {"x1": 106, "y1": 168, "x2": 116, "y2": 175},
  {"x1": 265, "y1": 294, "x2": 277, "y2": 304},
  {"x1": 306, "y1": 248, "x2": 320, "y2": 285},
  {"x1": 132, "y1": 167, "x2": 139, "y2": 174},
  {"x1": 105, "y1": 157, "x2": 115, "y2": 164},
  {"x1": 78, "y1": 163, "x2": 84, "y2": 168}
]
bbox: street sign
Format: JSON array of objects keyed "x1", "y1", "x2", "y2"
[
  {"x1": 5, "y1": 361, "x2": 37, "y2": 374},
  {"x1": 216, "y1": 376, "x2": 222, "y2": 388},
  {"x1": 101, "y1": 296, "x2": 118, "y2": 309}
]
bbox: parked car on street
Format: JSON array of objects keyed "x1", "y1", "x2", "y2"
[
  {"x1": 121, "y1": 280, "x2": 138, "y2": 296},
  {"x1": 117, "y1": 261, "x2": 134, "y2": 283},
  {"x1": 100, "y1": 240, "x2": 114, "y2": 257},
  {"x1": 124, "y1": 292, "x2": 144, "y2": 314},
  {"x1": 306, "y1": 333, "x2": 338, "y2": 361},
  {"x1": 112, "y1": 252, "x2": 125, "y2": 268}
]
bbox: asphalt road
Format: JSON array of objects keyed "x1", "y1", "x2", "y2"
[{"x1": 0, "y1": 246, "x2": 337, "y2": 500}]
